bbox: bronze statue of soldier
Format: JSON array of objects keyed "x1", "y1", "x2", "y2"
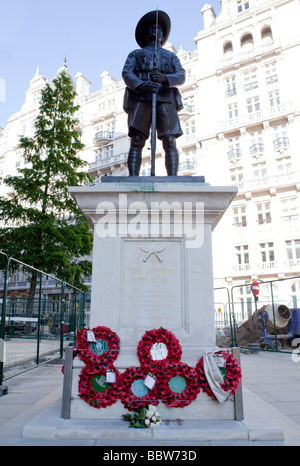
[{"x1": 122, "y1": 10, "x2": 186, "y2": 176}]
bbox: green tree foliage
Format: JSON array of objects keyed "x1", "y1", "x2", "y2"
[{"x1": 0, "y1": 72, "x2": 93, "y2": 295}]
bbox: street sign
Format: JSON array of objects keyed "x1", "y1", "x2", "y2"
[{"x1": 251, "y1": 280, "x2": 260, "y2": 297}]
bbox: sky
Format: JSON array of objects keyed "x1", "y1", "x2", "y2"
[{"x1": 0, "y1": 0, "x2": 222, "y2": 128}]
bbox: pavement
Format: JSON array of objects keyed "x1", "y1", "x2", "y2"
[{"x1": 0, "y1": 350, "x2": 299, "y2": 447}]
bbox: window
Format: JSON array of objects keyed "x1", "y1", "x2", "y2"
[
  {"x1": 141, "y1": 162, "x2": 151, "y2": 176},
  {"x1": 185, "y1": 119, "x2": 195, "y2": 139},
  {"x1": 228, "y1": 103, "x2": 238, "y2": 119},
  {"x1": 238, "y1": 286, "x2": 253, "y2": 320},
  {"x1": 183, "y1": 96, "x2": 194, "y2": 112},
  {"x1": 243, "y1": 68, "x2": 258, "y2": 92},
  {"x1": 233, "y1": 205, "x2": 247, "y2": 227},
  {"x1": 228, "y1": 136, "x2": 241, "y2": 160},
  {"x1": 277, "y1": 156, "x2": 292, "y2": 174},
  {"x1": 269, "y1": 90, "x2": 280, "y2": 110},
  {"x1": 253, "y1": 161, "x2": 267, "y2": 178},
  {"x1": 257, "y1": 202, "x2": 271, "y2": 224},
  {"x1": 260, "y1": 242, "x2": 275, "y2": 262},
  {"x1": 237, "y1": 0, "x2": 250, "y2": 13},
  {"x1": 250, "y1": 130, "x2": 264, "y2": 155},
  {"x1": 226, "y1": 76, "x2": 237, "y2": 97},
  {"x1": 273, "y1": 124, "x2": 289, "y2": 150},
  {"x1": 281, "y1": 197, "x2": 298, "y2": 221},
  {"x1": 230, "y1": 166, "x2": 243, "y2": 184},
  {"x1": 265, "y1": 61, "x2": 278, "y2": 85},
  {"x1": 290, "y1": 282, "x2": 300, "y2": 308},
  {"x1": 286, "y1": 239, "x2": 300, "y2": 261},
  {"x1": 236, "y1": 245, "x2": 249, "y2": 265},
  {"x1": 247, "y1": 96, "x2": 260, "y2": 115},
  {"x1": 104, "y1": 144, "x2": 113, "y2": 159}
]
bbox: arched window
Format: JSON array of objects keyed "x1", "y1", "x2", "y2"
[
  {"x1": 241, "y1": 33, "x2": 254, "y2": 49},
  {"x1": 261, "y1": 26, "x2": 273, "y2": 42},
  {"x1": 223, "y1": 41, "x2": 233, "y2": 55}
]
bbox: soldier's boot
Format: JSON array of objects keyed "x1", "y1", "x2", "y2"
[
  {"x1": 128, "y1": 134, "x2": 146, "y2": 176},
  {"x1": 163, "y1": 135, "x2": 179, "y2": 176}
]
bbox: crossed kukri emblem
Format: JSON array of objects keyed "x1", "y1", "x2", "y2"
[{"x1": 140, "y1": 247, "x2": 166, "y2": 262}]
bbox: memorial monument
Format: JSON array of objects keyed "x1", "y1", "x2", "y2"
[{"x1": 67, "y1": 11, "x2": 240, "y2": 423}]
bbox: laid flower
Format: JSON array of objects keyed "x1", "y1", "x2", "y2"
[
  {"x1": 196, "y1": 350, "x2": 242, "y2": 400},
  {"x1": 122, "y1": 404, "x2": 161, "y2": 429},
  {"x1": 76, "y1": 326, "x2": 120, "y2": 367},
  {"x1": 137, "y1": 328, "x2": 182, "y2": 375}
]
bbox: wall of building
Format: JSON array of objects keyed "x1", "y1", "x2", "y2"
[{"x1": 0, "y1": 0, "x2": 299, "y2": 307}]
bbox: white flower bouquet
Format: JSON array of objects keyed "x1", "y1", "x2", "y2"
[{"x1": 122, "y1": 404, "x2": 161, "y2": 429}]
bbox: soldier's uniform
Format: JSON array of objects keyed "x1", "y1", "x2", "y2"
[
  {"x1": 123, "y1": 46, "x2": 185, "y2": 140},
  {"x1": 122, "y1": 10, "x2": 186, "y2": 176}
]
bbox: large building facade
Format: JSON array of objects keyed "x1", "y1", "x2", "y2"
[{"x1": 0, "y1": 0, "x2": 299, "y2": 311}]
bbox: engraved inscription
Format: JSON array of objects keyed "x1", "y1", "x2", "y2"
[{"x1": 121, "y1": 239, "x2": 184, "y2": 328}]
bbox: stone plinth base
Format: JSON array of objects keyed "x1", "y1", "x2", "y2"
[{"x1": 68, "y1": 180, "x2": 238, "y2": 420}]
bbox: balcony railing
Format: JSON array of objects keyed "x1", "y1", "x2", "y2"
[
  {"x1": 89, "y1": 152, "x2": 127, "y2": 171},
  {"x1": 244, "y1": 81, "x2": 258, "y2": 92},
  {"x1": 94, "y1": 131, "x2": 114, "y2": 146},
  {"x1": 274, "y1": 137, "x2": 289, "y2": 151},
  {"x1": 250, "y1": 143, "x2": 264, "y2": 156},
  {"x1": 228, "y1": 148, "x2": 242, "y2": 161},
  {"x1": 219, "y1": 101, "x2": 293, "y2": 132},
  {"x1": 178, "y1": 160, "x2": 197, "y2": 172},
  {"x1": 231, "y1": 259, "x2": 300, "y2": 275},
  {"x1": 226, "y1": 88, "x2": 237, "y2": 98}
]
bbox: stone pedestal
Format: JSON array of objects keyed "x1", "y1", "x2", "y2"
[{"x1": 69, "y1": 178, "x2": 238, "y2": 420}]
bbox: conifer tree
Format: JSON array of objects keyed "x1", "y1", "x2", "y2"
[{"x1": 0, "y1": 71, "x2": 93, "y2": 306}]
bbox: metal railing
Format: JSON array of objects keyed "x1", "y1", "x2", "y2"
[
  {"x1": 214, "y1": 275, "x2": 300, "y2": 353},
  {"x1": 0, "y1": 252, "x2": 87, "y2": 384}
]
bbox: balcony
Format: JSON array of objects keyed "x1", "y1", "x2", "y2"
[
  {"x1": 89, "y1": 152, "x2": 128, "y2": 172},
  {"x1": 178, "y1": 160, "x2": 197, "y2": 174},
  {"x1": 228, "y1": 148, "x2": 242, "y2": 163},
  {"x1": 94, "y1": 131, "x2": 114, "y2": 147},
  {"x1": 250, "y1": 143, "x2": 264, "y2": 158},
  {"x1": 226, "y1": 88, "x2": 237, "y2": 98},
  {"x1": 274, "y1": 137, "x2": 289, "y2": 151},
  {"x1": 231, "y1": 259, "x2": 300, "y2": 276},
  {"x1": 244, "y1": 81, "x2": 258, "y2": 92},
  {"x1": 219, "y1": 101, "x2": 293, "y2": 132},
  {"x1": 179, "y1": 104, "x2": 194, "y2": 122}
]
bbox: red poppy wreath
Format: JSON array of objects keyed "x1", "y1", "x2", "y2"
[
  {"x1": 76, "y1": 326, "x2": 120, "y2": 367},
  {"x1": 154, "y1": 362, "x2": 201, "y2": 408},
  {"x1": 78, "y1": 363, "x2": 120, "y2": 409},
  {"x1": 118, "y1": 366, "x2": 159, "y2": 412},
  {"x1": 137, "y1": 328, "x2": 182, "y2": 375},
  {"x1": 196, "y1": 350, "x2": 242, "y2": 399}
]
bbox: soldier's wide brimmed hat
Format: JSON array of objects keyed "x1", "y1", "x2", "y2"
[{"x1": 135, "y1": 10, "x2": 171, "y2": 48}]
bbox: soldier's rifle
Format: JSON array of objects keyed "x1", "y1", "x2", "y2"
[{"x1": 150, "y1": 8, "x2": 159, "y2": 177}]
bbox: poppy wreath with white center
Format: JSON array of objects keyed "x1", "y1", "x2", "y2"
[
  {"x1": 154, "y1": 362, "x2": 201, "y2": 408},
  {"x1": 137, "y1": 328, "x2": 182, "y2": 375},
  {"x1": 196, "y1": 350, "x2": 242, "y2": 399},
  {"x1": 78, "y1": 363, "x2": 120, "y2": 409},
  {"x1": 118, "y1": 366, "x2": 159, "y2": 412},
  {"x1": 76, "y1": 326, "x2": 120, "y2": 366}
]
